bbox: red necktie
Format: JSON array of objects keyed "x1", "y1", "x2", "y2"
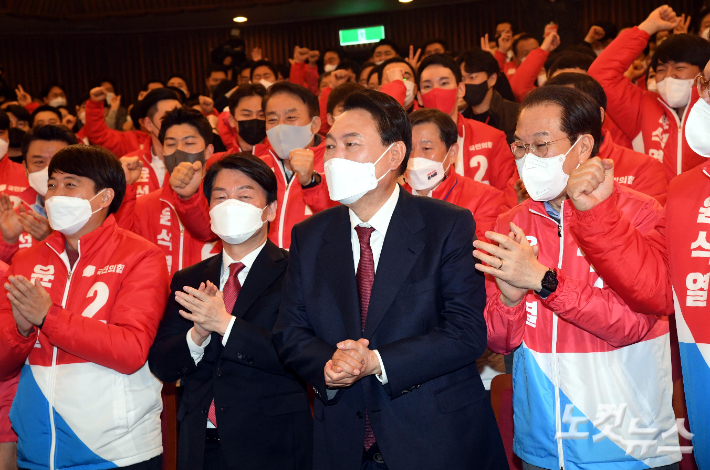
[
  {"x1": 208, "y1": 261, "x2": 245, "y2": 427},
  {"x1": 355, "y1": 226, "x2": 376, "y2": 450}
]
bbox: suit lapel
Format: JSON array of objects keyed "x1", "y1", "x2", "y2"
[
  {"x1": 317, "y1": 207, "x2": 362, "y2": 340},
  {"x1": 364, "y1": 190, "x2": 425, "y2": 338},
  {"x1": 231, "y1": 240, "x2": 287, "y2": 319}
]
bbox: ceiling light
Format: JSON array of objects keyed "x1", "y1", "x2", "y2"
[
  {"x1": 399, "y1": 0, "x2": 413, "y2": 3},
  {"x1": 233, "y1": 16, "x2": 248, "y2": 22}
]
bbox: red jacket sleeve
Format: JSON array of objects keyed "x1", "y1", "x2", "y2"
[
  {"x1": 216, "y1": 111, "x2": 238, "y2": 153},
  {"x1": 381, "y1": 80, "x2": 407, "y2": 107},
  {"x1": 569, "y1": 188, "x2": 673, "y2": 316},
  {"x1": 302, "y1": 176, "x2": 338, "y2": 213},
  {"x1": 0, "y1": 263, "x2": 38, "y2": 379},
  {"x1": 40, "y1": 246, "x2": 170, "y2": 375},
  {"x1": 484, "y1": 289, "x2": 527, "y2": 355},
  {"x1": 0, "y1": 238, "x2": 19, "y2": 265},
  {"x1": 318, "y1": 86, "x2": 332, "y2": 135},
  {"x1": 162, "y1": 183, "x2": 217, "y2": 243},
  {"x1": 630, "y1": 158, "x2": 668, "y2": 206},
  {"x1": 488, "y1": 130, "x2": 516, "y2": 191},
  {"x1": 114, "y1": 183, "x2": 137, "y2": 231},
  {"x1": 83, "y1": 99, "x2": 139, "y2": 157},
  {"x1": 588, "y1": 27, "x2": 651, "y2": 143},
  {"x1": 290, "y1": 62, "x2": 319, "y2": 95},
  {"x1": 472, "y1": 187, "x2": 507, "y2": 243},
  {"x1": 508, "y1": 48, "x2": 548, "y2": 102},
  {"x1": 542, "y1": 268, "x2": 658, "y2": 348},
  {"x1": 494, "y1": 51, "x2": 507, "y2": 71}
]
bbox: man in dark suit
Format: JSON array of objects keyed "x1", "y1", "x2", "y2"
[
  {"x1": 148, "y1": 154, "x2": 312, "y2": 470},
  {"x1": 273, "y1": 89, "x2": 508, "y2": 470}
]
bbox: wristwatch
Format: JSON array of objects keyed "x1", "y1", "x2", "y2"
[
  {"x1": 301, "y1": 171, "x2": 321, "y2": 189},
  {"x1": 535, "y1": 269, "x2": 558, "y2": 299}
]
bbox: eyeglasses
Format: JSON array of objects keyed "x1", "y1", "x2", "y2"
[
  {"x1": 510, "y1": 136, "x2": 569, "y2": 159},
  {"x1": 695, "y1": 73, "x2": 709, "y2": 98}
]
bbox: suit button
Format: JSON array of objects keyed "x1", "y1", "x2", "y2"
[
  {"x1": 237, "y1": 353, "x2": 244, "y2": 360},
  {"x1": 216, "y1": 369, "x2": 222, "y2": 377},
  {"x1": 179, "y1": 366, "x2": 188, "y2": 374},
  {"x1": 356, "y1": 411, "x2": 363, "y2": 419},
  {"x1": 246, "y1": 356, "x2": 254, "y2": 364}
]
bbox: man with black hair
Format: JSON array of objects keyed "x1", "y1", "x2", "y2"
[
  {"x1": 317, "y1": 63, "x2": 360, "y2": 135},
  {"x1": 167, "y1": 74, "x2": 192, "y2": 98},
  {"x1": 373, "y1": 57, "x2": 418, "y2": 112},
  {"x1": 417, "y1": 54, "x2": 514, "y2": 191},
  {"x1": 582, "y1": 20, "x2": 619, "y2": 56},
  {"x1": 84, "y1": 86, "x2": 181, "y2": 196},
  {"x1": 422, "y1": 38, "x2": 448, "y2": 58},
  {"x1": 251, "y1": 60, "x2": 279, "y2": 88},
  {"x1": 39, "y1": 83, "x2": 67, "y2": 108},
  {"x1": 215, "y1": 83, "x2": 267, "y2": 154},
  {"x1": 169, "y1": 82, "x2": 325, "y2": 250},
  {"x1": 205, "y1": 64, "x2": 227, "y2": 98},
  {"x1": 30, "y1": 105, "x2": 61, "y2": 127},
  {"x1": 117, "y1": 108, "x2": 219, "y2": 277},
  {"x1": 5, "y1": 105, "x2": 30, "y2": 132},
  {"x1": 590, "y1": 4, "x2": 710, "y2": 182},
  {"x1": 149, "y1": 153, "x2": 312, "y2": 470},
  {"x1": 323, "y1": 47, "x2": 343, "y2": 72},
  {"x1": 0, "y1": 144, "x2": 169, "y2": 470},
  {"x1": 476, "y1": 85, "x2": 677, "y2": 470},
  {"x1": 507, "y1": 31, "x2": 561, "y2": 102},
  {"x1": 273, "y1": 88, "x2": 508, "y2": 469},
  {"x1": 370, "y1": 39, "x2": 399, "y2": 65},
  {"x1": 458, "y1": 49, "x2": 520, "y2": 143}
]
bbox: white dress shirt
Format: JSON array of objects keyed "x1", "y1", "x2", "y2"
[
  {"x1": 149, "y1": 147, "x2": 166, "y2": 187},
  {"x1": 348, "y1": 184, "x2": 400, "y2": 385}
]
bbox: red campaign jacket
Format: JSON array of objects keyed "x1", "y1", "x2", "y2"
[
  {"x1": 380, "y1": 80, "x2": 421, "y2": 111},
  {"x1": 290, "y1": 62, "x2": 320, "y2": 95},
  {"x1": 216, "y1": 110, "x2": 240, "y2": 154},
  {"x1": 494, "y1": 50, "x2": 508, "y2": 71},
  {"x1": 486, "y1": 184, "x2": 664, "y2": 356},
  {"x1": 589, "y1": 27, "x2": 706, "y2": 182},
  {"x1": 122, "y1": 144, "x2": 163, "y2": 197},
  {"x1": 116, "y1": 184, "x2": 222, "y2": 277},
  {"x1": 403, "y1": 171, "x2": 507, "y2": 243},
  {"x1": 170, "y1": 141, "x2": 327, "y2": 249},
  {"x1": 603, "y1": 116, "x2": 634, "y2": 150},
  {"x1": 0, "y1": 156, "x2": 41, "y2": 263},
  {"x1": 83, "y1": 99, "x2": 151, "y2": 157},
  {"x1": 318, "y1": 86, "x2": 331, "y2": 136},
  {"x1": 502, "y1": 129, "x2": 669, "y2": 208},
  {"x1": 508, "y1": 47, "x2": 548, "y2": 103},
  {"x1": 454, "y1": 114, "x2": 515, "y2": 192}
]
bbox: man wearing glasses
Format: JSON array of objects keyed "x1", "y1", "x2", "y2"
[
  {"x1": 564, "y1": 58, "x2": 710, "y2": 469},
  {"x1": 474, "y1": 85, "x2": 681, "y2": 470}
]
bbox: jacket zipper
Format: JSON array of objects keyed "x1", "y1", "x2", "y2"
[
  {"x1": 529, "y1": 204, "x2": 565, "y2": 469},
  {"x1": 658, "y1": 98, "x2": 687, "y2": 176},
  {"x1": 46, "y1": 241, "x2": 81, "y2": 470},
  {"x1": 273, "y1": 152, "x2": 290, "y2": 249}
]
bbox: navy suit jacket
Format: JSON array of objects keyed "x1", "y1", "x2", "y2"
[{"x1": 273, "y1": 187, "x2": 508, "y2": 470}]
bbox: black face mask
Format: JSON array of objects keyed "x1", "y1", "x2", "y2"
[
  {"x1": 237, "y1": 119, "x2": 266, "y2": 146},
  {"x1": 463, "y1": 82, "x2": 490, "y2": 107},
  {"x1": 163, "y1": 149, "x2": 206, "y2": 175}
]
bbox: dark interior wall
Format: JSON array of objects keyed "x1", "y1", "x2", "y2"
[{"x1": 0, "y1": 0, "x2": 700, "y2": 109}]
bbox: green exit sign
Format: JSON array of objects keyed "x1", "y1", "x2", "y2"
[{"x1": 339, "y1": 26, "x2": 385, "y2": 46}]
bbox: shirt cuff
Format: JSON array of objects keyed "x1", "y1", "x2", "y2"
[
  {"x1": 221, "y1": 317, "x2": 236, "y2": 346},
  {"x1": 186, "y1": 328, "x2": 211, "y2": 365},
  {"x1": 374, "y1": 350, "x2": 388, "y2": 385}
]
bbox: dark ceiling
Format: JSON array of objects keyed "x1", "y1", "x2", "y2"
[{"x1": 0, "y1": 0, "x2": 476, "y2": 34}]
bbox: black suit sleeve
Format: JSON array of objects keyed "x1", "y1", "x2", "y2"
[
  {"x1": 273, "y1": 225, "x2": 338, "y2": 404},
  {"x1": 377, "y1": 210, "x2": 488, "y2": 397},
  {"x1": 148, "y1": 272, "x2": 203, "y2": 383},
  {"x1": 220, "y1": 315, "x2": 289, "y2": 376}
]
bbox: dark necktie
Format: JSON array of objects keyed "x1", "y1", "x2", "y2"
[
  {"x1": 208, "y1": 261, "x2": 245, "y2": 427},
  {"x1": 355, "y1": 225, "x2": 376, "y2": 450}
]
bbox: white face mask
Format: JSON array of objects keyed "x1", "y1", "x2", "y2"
[
  {"x1": 701, "y1": 27, "x2": 710, "y2": 41},
  {"x1": 324, "y1": 143, "x2": 394, "y2": 204},
  {"x1": 516, "y1": 136, "x2": 581, "y2": 202},
  {"x1": 45, "y1": 189, "x2": 106, "y2": 235},
  {"x1": 266, "y1": 120, "x2": 315, "y2": 160},
  {"x1": 406, "y1": 157, "x2": 450, "y2": 191},
  {"x1": 685, "y1": 98, "x2": 710, "y2": 157},
  {"x1": 0, "y1": 138, "x2": 8, "y2": 159},
  {"x1": 656, "y1": 77, "x2": 693, "y2": 108},
  {"x1": 324, "y1": 64, "x2": 337, "y2": 73},
  {"x1": 105, "y1": 92, "x2": 115, "y2": 104},
  {"x1": 403, "y1": 80, "x2": 415, "y2": 109},
  {"x1": 259, "y1": 79, "x2": 274, "y2": 90},
  {"x1": 48, "y1": 97, "x2": 67, "y2": 108},
  {"x1": 647, "y1": 77, "x2": 658, "y2": 93},
  {"x1": 210, "y1": 199, "x2": 267, "y2": 245},
  {"x1": 28, "y1": 167, "x2": 49, "y2": 197}
]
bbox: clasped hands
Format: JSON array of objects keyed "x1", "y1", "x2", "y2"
[
  {"x1": 175, "y1": 281, "x2": 232, "y2": 346},
  {"x1": 324, "y1": 338, "x2": 381, "y2": 388},
  {"x1": 5, "y1": 275, "x2": 53, "y2": 337}
]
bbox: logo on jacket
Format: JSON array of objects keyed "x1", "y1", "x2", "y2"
[
  {"x1": 30, "y1": 265, "x2": 54, "y2": 288},
  {"x1": 525, "y1": 301, "x2": 538, "y2": 328}
]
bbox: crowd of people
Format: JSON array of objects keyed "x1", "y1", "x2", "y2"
[{"x1": 0, "y1": 3, "x2": 709, "y2": 470}]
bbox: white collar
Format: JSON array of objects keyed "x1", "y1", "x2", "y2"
[
  {"x1": 221, "y1": 241, "x2": 267, "y2": 275},
  {"x1": 349, "y1": 185, "x2": 400, "y2": 236}
]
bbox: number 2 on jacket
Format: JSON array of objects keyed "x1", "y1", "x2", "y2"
[{"x1": 81, "y1": 282, "x2": 109, "y2": 318}]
